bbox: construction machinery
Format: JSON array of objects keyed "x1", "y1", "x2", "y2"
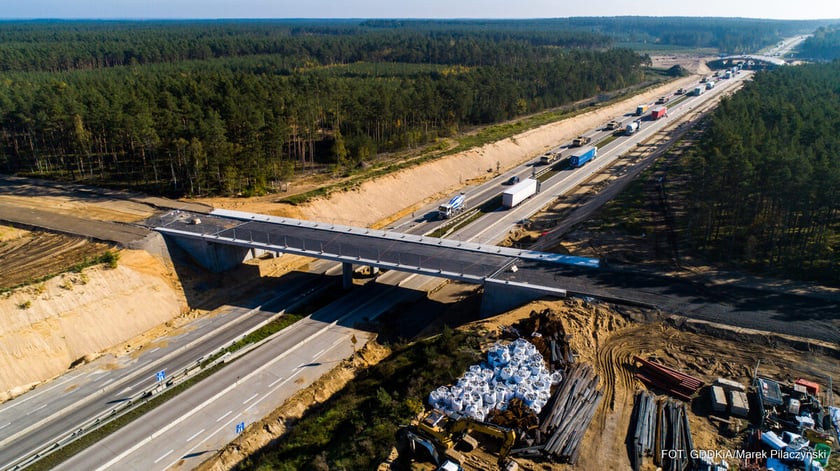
[{"x1": 403, "y1": 409, "x2": 518, "y2": 469}]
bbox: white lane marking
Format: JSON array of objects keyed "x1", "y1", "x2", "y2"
[
  {"x1": 314, "y1": 337, "x2": 345, "y2": 361},
  {"x1": 118, "y1": 386, "x2": 132, "y2": 395},
  {"x1": 0, "y1": 422, "x2": 10, "y2": 430},
  {"x1": 242, "y1": 393, "x2": 258, "y2": 404},
  {"x1": 203, "y1": 413, "x2": 241, "y2": 443},
  {"x1": 267, "y1": 376, "x2": 285, "y2": 388},
  {"x1": 164, "y1": 414, "x2": 240, "y2": 470},
  {"x1": 313, "y1": 347, "x2": 326, "y2": 359},
  {"x1": 126, "y1": 378, "x2": 149, "y2": 391},
  {"x1": 248, "y1": 370, "x2": 302, "y2": 411},
  {"x1": 153, "y1": 449, "x2": 173, "y2": 464},
  {"x1": 27, "y1": 404, "x2": 47, "y2": 415},
  {"x1": 99, "y1": 300, "x2": 375, "y2": 471},
  {"x1": 186, "y1": 428, "x2": 205, "y2": 442},
  {"x1": 147, "y1": 347, "x2": 160, "y2": 355},
  {"x1": 100, "y1": 378, "x2": 114, "y2": 387},
  {"x1": 0, "y1": 372, "x2": 78, "y2": 412},
  {"x1": 216, "y1": 410, "x2": 232, "y2": 422}
]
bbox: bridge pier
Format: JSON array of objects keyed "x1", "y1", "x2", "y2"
[{"x1": 342, "y1": 262, "x2": 353, "y2": 289}]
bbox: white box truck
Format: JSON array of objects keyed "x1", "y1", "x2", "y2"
[{"x1": 502, "y1": 178, "x2": 538, "y2": 208}]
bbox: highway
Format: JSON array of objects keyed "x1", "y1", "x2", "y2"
[
  {"x1": 0, "y1": 271, "x2": 331, "y2": 470},
  {"x1": 51, "y1": 68, "x2": 765, "y2": 471},
  {"x1": 5, "y1": 59, "x2": 807, "y2": 470},
  {"x1": 399, "y1": 67, "x2": 750, "y2": 246},
  {"x1": 53, "y1": 281, "x2": 421, "y2": 471}
]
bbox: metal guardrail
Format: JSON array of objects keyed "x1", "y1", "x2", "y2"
[{"x1": 4, "y1": 305, "x2": 289, "y2": 471}]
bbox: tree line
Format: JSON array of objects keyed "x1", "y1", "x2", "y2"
[
  {"x1": 682, "y1": 62, "x2": 840, "y2": 282},
  {"x1": 796, "y1": 25, "x2": 840, "y2": 60},
  {"x1": 0, "y1": 20, "x2": 611, "y2": 73},
  {"x1": 0, "y1": 18, "x2": 827, "y2": 74},
  {"x1": 558, "y1": 17, "x2": 829, "y2": 53},
  {"x1": 0, "y1": 22, "x2": 646, "y2": 196}
]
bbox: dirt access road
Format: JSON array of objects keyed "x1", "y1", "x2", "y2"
[{"x1": 0, "y1": 174, "x2": 211, "y2": 289}]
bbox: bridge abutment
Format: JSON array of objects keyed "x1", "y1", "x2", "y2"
[
  {"x1": 165, "y1": 237, "x2": 265, "y2": 272},
  {"x1": 481, "y1": 278, "x2": 566, "y2": 317}
]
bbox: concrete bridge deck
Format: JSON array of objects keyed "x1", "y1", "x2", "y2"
[{"x1": 153, "y1": 208, "x2": 598, "y2": 282}]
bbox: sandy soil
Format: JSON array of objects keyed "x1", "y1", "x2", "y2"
[
  {"x1": 454, "y1": 298, "x2": 840, "y2": 471},
  {"x1": 650, "y1": 55, "x2": 713, "y2": 76},
  {"x1": 0, "y1": 192, "x2": 157, "y2": 224},
  {"x1": 0, "y1": 250, "x2": 187, "y2": 401},
  {"x1": 0, "y1": 226, "x2": 112, "y2": 290}
]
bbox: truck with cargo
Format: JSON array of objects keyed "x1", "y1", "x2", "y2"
[
  {"x1": 635, "y1": 104, "x2": 649, "y2": 116},
  {"x1": 624, "y1": 120, "x2": 641, "y2": 135},
  {"x1": 569, "y1": 145, "x2": 597, "y2": 168},
  {"x1": 705, "y1": 80, "x2": 715, "y2": 90},
  {"x1": 572, "y1": 135, "x2": 592, "y2": 147},
  {"x1": 539, "y1": 151, "x2": 559, "y2": 165},
  {"x1": 650, "y1": 105, "x2": 667, "y2": 120},
  {"x1": 437, "y1": 193, "x2": 466, "y2": 219},
  {"x1": 605, "y1": 119, "x2": 623, "y2": 130},
  {"x1": 502, "y1": 178, "x2": 538, "y2": 209}
]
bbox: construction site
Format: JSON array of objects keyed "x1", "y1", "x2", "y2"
[{"x1": 390, "y1": 301, "x2": 839, "y2": 471}]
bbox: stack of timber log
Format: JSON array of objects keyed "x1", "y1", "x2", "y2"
[{"x1": 537, "y1": 363, "x2": 603, "y2": 464}]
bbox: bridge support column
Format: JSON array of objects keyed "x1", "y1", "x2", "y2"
[{"x1": 342, "y1": 262, "x2": 353, "y2": 289}]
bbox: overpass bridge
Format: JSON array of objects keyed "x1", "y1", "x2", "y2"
[
  {"x1": 152, "y1": 208, "x2": 600, "y2": 313},
  {"x1": 714, "y1": 54, "x2": 787, "y2": 68}
]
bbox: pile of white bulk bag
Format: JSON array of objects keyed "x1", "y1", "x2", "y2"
[{"x1": 428, "y1": 338, "x2": 561, "y2": 420}]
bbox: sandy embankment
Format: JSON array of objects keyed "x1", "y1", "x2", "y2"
[
  {"x1": 298, "y1": 76, "x2": 700, "y2": 227},
  {"x1": 0, "y1": 251, "x2": 186, "y2": 401}
]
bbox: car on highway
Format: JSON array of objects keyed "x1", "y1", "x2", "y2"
[{"x1": 504, "y1": 175, "x2": 520, "y2": 185}]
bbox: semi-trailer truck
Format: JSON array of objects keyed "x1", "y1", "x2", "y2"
[
  {"x1": 502, "y1": 178, "x2": 538, "y2": 209},
  {"x1": 437, "y1": 193, "x2": 465, "y2": 219},
  {"x1": 569, "y1": 145, "x2": 597, "y2": 168},
  {"x1": 635, "y1": 104, "x2": 649, "y2": 116},
  {"x1": 650, "y1": 106, "x2": 667, "y2": 120}
]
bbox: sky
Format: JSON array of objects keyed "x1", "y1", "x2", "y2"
[{"x1": 2, "y1": 0, "x2": 840, "y2": 20}]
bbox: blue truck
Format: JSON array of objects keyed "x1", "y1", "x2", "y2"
[
  {"x1": 437, "y1": 193, "x2": 466, "y2": 219},
  {"x1": 569, "y1": 145, "x2": 597, "y2": 168}
]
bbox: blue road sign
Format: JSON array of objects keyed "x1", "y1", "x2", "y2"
[
  {"x1": 235, "y1": 421, "x2": 245, "y2": 434},
  {"x1": 156, "y1": 370, "x2": 166, "y2": 382}
]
